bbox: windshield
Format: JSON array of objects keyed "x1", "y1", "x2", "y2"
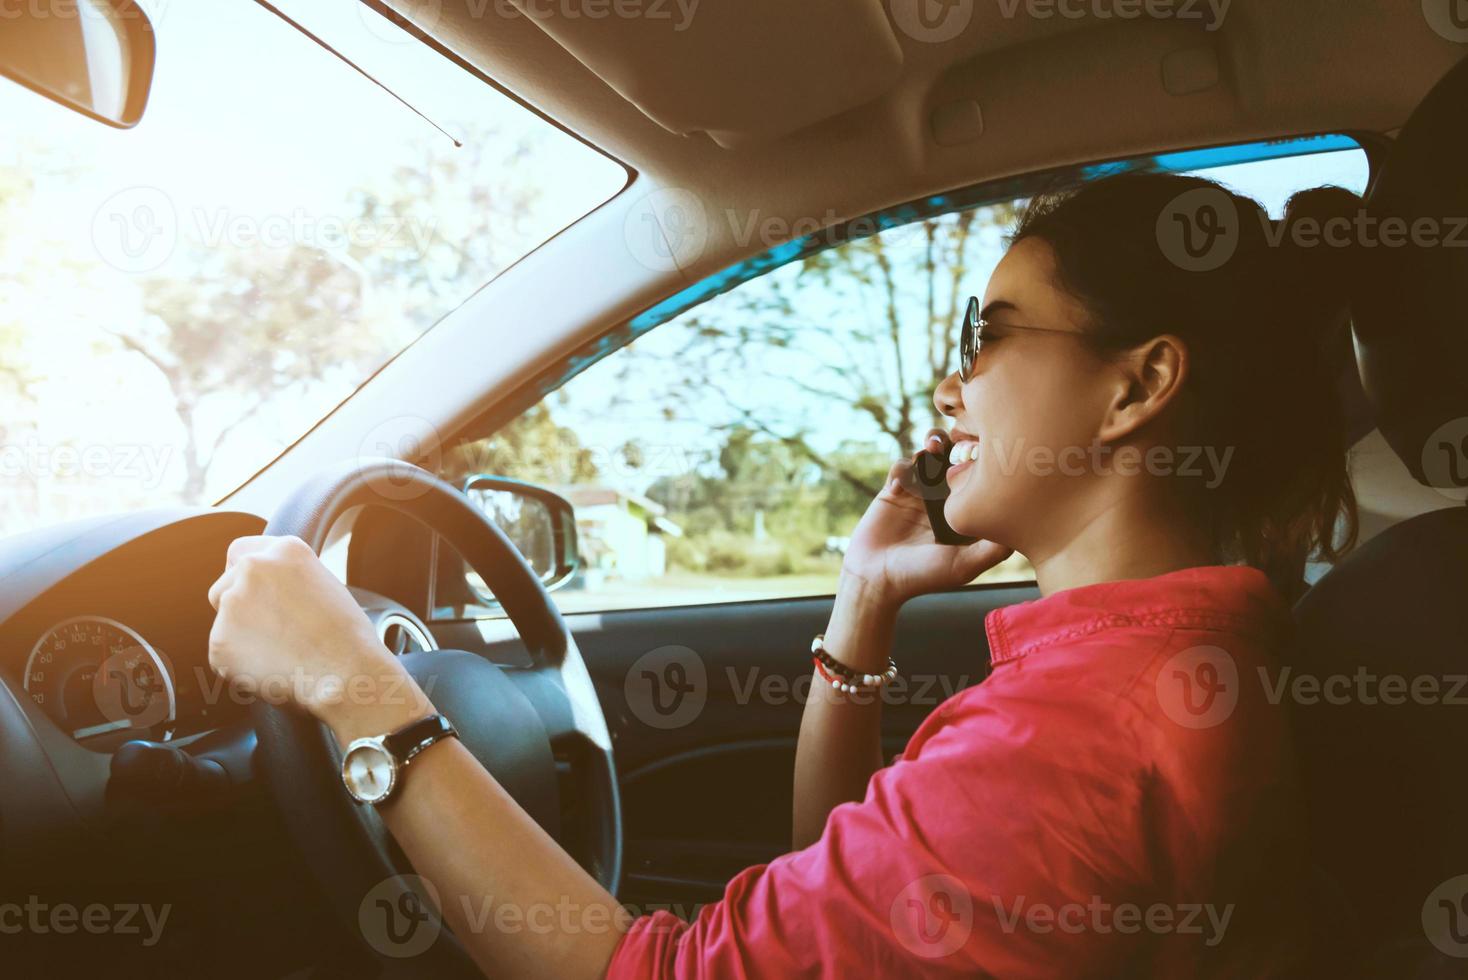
[{"x1": 0, "y1": 0, "x2": 627, "y2": 534}]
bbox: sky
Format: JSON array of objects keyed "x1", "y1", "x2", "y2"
[{"x1": 0, "y1": 0, "x2": 624, "y2": 532}]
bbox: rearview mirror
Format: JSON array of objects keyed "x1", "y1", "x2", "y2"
[
  {"x1": 0, "y1": 0, "x2": 156, "y2": 128},
  {"x1": 461, "y1": 476, "x2": 580, "y2": 595}
]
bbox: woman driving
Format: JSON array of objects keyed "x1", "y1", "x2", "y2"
[{"x1": 206, "y1": 172, "x2": 1359, "y2": 978}]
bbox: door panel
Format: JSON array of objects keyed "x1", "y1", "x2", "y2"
[{"x1": 450, "y1": 583, "x2": 1037, "y2": 910}]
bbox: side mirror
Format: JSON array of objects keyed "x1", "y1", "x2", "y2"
[
  {"x1": 0, "y1": 0, "x2": 156, "y2": 128},
  {"x1": 461, "y1": 476, "x2": 579, "y2": 595}
]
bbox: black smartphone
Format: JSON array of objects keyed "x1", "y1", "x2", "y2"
[{"x1": 911, "y1": 449, "x2": 979, "y2": 545}]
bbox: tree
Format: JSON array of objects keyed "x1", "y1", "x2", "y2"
[
  {"x1": 108, "y1": 122, "x2": 544, "y2": 503},
  {"x1": 118, "y1": 241, "x2": 383, "y2": 502},
  {"x1": 601, "y1": 202, "x2": 1025, "y2": 498},
  {"x1": 441, "y1": 401, "x2": 601, "y2": 487}
]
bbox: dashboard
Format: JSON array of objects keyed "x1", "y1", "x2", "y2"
[{"x1": 0, "y1": 508, "x2": 266, "y2": 752}]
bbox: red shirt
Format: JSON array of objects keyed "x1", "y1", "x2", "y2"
[{"x1": 606, "y1": 566, "x2": 1309, "y2": 978}]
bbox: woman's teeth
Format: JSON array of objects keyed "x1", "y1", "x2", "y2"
[{"x1": 948, "y1": 441, "x2": 981, "y2": 465}]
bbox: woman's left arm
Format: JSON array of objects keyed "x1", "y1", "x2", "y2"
[{"x1": 208, "y1": 535, "x2": 627, "y2": 980}]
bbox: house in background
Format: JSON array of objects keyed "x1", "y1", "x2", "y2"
[{"x1": 558, "y1": 486, "x2": 682, "y2": 585}]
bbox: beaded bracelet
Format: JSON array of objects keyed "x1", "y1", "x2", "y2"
[{"x1": 810, "y1": 634, "x2": 897, "y2": 693}]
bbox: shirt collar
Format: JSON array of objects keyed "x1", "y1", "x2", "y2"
[{"x1": 984, "y1": 565, "x2": 1287, "y2": 668}]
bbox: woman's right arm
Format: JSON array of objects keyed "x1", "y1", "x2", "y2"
[
  {"x1": 791, "y1": 573, "x2": 900, "y2": 849},
  {"x1": 792, "y1": 433, "x2": 1011, "y2": 849}
]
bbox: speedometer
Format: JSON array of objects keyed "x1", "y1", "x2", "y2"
[{"x1": 22, "y1": 616, "x2": 176, "y2": 741}]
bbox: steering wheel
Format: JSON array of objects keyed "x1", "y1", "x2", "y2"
[{"x1": 252, "y1": 458, "x2": 621, "y2": 976}]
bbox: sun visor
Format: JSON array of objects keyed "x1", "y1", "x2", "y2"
[{"x1": 504, "y1": 0, "x2": 905, "y2": 148}]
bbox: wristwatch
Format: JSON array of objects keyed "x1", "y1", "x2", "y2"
[{"x1": 340, "y1": 713, "x2": 459, "y2": 806}]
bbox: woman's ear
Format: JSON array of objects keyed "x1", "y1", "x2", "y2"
[{"x1": 1097, "y1": 334, "x2": 1189, "y2": 444}]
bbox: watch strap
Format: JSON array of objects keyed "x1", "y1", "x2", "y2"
[{"x1": 381, "y1": 713, "x2": 458, "y2": 766}]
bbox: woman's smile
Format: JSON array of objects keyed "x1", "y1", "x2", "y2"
[{"x1": 946, "y1": 433, "x2": 981, "y2": 481}]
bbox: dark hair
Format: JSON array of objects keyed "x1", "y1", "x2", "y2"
[{"x1": 1011, "y1": 172, "x2": 1360, "y2": 600}]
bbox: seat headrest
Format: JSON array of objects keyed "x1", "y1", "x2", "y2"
[{"x1": 1354, "y1": 55, "x2": 1468, "y2": 490}]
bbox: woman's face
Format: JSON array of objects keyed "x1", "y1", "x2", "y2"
[{"x1": 933, "y1": 237, "x2": 1120, "y2": 554}]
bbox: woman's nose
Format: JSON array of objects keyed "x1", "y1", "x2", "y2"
[{"x1": 933, "y1": 371, "x2": 963, "y2": 417}]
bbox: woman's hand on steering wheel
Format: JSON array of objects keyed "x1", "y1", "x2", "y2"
[{"x1": 207, "y1": 534, "x2": 432, "y2": 743}]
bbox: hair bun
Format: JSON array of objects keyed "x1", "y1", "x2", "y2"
[{"x1": 1277, "y1": 185, "x2": 1364, "y2": 319}]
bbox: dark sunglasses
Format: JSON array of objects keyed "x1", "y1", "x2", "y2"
[{"x1": 957, "y1": 296, "x2": 1091, "y2": 382}]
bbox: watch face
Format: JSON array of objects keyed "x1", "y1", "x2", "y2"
[{"x1": 342, "y1": 740, "x2": 397, "y2": 805}]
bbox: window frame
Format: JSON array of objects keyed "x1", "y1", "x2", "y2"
[{"x1": 431, "y1": 131, "x2": 1384, "y2": 619}]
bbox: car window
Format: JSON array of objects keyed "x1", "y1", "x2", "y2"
[
  {"x1": 0, "y1": 0, "x2": 626, "y2": 535},
  {"x1": 442, "y1": 143, "x2": 1370, "y2": 616}
]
